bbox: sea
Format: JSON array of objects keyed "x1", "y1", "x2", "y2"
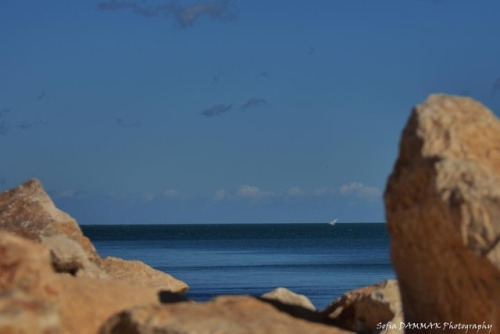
[{"x1": 81, "y1": 223, "x2": 394, "y2": 310}]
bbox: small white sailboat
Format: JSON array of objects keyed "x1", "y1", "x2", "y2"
[{"x1": 329, "y1": 218, "x2": 338, "y2": 226}]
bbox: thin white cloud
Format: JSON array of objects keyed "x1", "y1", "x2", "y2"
[
  {"x1": 339, "y1": 182, "x2": 381, "y2": 200},
  {"x1": 237, "y1": 185, "x2": 259, "y2": 198},
  {"x1": 163, "y1": 189, "x2": 188, "y2": 199},
  {"x1": 211, "y1": 186, "x2": 277, "y2": 202},
  {"x1": 312, "y1": 186, "x2": 334, "y2": 197},
  {"x1": 213, "y1": 189, "x2": 231, "y2": 202},
  {"x1": 236, "y1": 185, "x2": 277, "y2": 201},
  {"x1": 213, "y1": 185, "x2": 339, "y2": 201},
  {"x1": 141, "y1": 189, "x2": 188, "y2": 201},
  {"x1": 142, "y1": 192, "x2": 157, "y2": 202},
  {"x1": 286, "y1": 186, "x2": 303, "y2": 196}
]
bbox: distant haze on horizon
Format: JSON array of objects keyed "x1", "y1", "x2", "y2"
[{"x1": 1, "y1": 0, "x2": 499, "y2": 224}]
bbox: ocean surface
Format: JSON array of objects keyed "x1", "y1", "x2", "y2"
[{"x1": 81, "y1": 223, "x2": 394, "y2": 310}]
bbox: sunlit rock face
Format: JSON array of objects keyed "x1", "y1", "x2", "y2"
[
  {"x1": 321, "y1": 279, "x2": 402, "y2": 334},
  {"x1": 261, "y1": 287, "x2": 317, "y2": 311},
  {"x1": 385, "y1": 94, "x2": 500, "y2": 331},
  {"x1": 0, "y1": 179, "x2": 99, "y2": 260},
  {"x1": 0, "y1": 179, "x2": 190, "y2": 334},
  {"x1": 0, "y1": 231, "x2": 161, "y2": 334},
  {"x1": 0, "y1": 178, "x2": 189, "y2": 292},
  {"x1": 99, "y1": 295, "x2": 353, "y2": 334},
  {"x1": 100, "y1": 256, "x2": 189, "y2": 293}
]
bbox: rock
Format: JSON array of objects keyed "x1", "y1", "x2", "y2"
[
  {"x1": 321, "y1": 280, "x2": 402, "y2": 334},
  {"x1": 261, "y1": 287, "x2": 316, "y2": 311},
  {"x1": 0, "y1": 179, "x2": 98, "y2": 261},
  {"x1": 0, "y1": 231, "x2": 56, "y2": 295},
  {"x1": 385, "y1": 95, "x2": 500, "y2": 328},
  {"x1": 0, "y1": 179, "x2": 189, "y2": 291},
  {"x1": 55, "y1": 272, "x2": 161, "y2": 334},
  {"x1": 99, "y1": 295, "x2": 353, "y2": 334},
  {"x1": 0, "y1": 179, "x2": 190, "y2": 332},
  {"x1": 0, "y1": 290, "x2": 61, "y2": 334},
  {"x1": 100, "y1": 256, "x2": 189, "y2": 293},
  {"x1": 0, "y1": 231, "x2": 162, "y2": 334},
  {"x1": 41, "y1": 234, "x2": 108, "y2": 279}
]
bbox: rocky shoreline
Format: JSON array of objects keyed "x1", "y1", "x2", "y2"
[{"x1": 0, "y1": 94, "x2": 498, "y2": 333}]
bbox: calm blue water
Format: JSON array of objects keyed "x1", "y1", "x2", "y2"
[{"x1": 81, "y1": 223, "x2": 394, "y2": 310}]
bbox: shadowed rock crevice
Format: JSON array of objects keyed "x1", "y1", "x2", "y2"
[
  {"x1": 257, "y1": 297, "x2": 332, "y2": 326},
  {"x1": 157, "y1": 290, "x2": 190, "y2": 304},
  {"x1": 99, "y1": 311, "x2": 141, "y2": 334}
]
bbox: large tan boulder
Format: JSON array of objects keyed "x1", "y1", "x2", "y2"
[
  {"x1": 99, "y1": 295, "x2": 354, "y2": 334},
  {"x1": 385, "y1": 95, "x2": 500, "y2": 330},
  {"x1": 0, "y1": 231, "x2": 161, "y2": 334},
  {"x1": 321, "y1": 280, "x2": 402, "y2": 334},
  {"x1": 100, "y1": 256, "x2": 189, "y2": 293},
  {"x1": 0, "y1": 179, "x2": 189, "y2": 292},
  {"x1": 0, "y1": 179, "x2": 98, "y2": 261}
]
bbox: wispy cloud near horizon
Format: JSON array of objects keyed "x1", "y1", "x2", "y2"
[
  {"x1": 339, "y1": 182, "x2": 381, "y2": 200},
  {"x1": 96, "y1": 0, "x2": 238, "y2": 28},
  {"x1": 141, "y1": 188, "x2": 189, "y2": 202},
  {"x1": 201, "y1": 103, "x2": 232, "y2": 117},
  {"x1": 236, "y1": 185, "x2": 278, "y2": 201},
  {"x1": 240, "y1": 98, "x2": 267, "y2": 111},
  {"x1": 211, "y1": 182, "x2": 382, "y2": 203}
]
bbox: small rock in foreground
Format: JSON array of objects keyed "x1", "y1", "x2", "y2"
[
  {"x1": 261, "y1": 287, "x2": 316, "y2": 311},
  {"x1": 321, "y1": 279, "x2": 402, "y2": 334},
  {"x1": 99, "y1": 296, "x2": 353, "y2": 334}
]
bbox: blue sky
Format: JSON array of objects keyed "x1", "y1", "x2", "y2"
[{"x1": 1, "y1": 0, "x2": 499, "y2": 224}]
